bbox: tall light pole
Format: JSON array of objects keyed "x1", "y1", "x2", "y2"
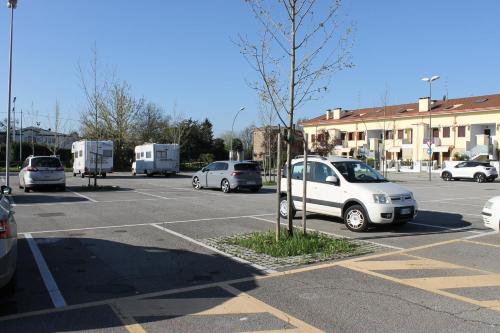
[
  {"x1": 5, "y1": 0, "x2": 17, "y2": 187},
  {"x1": 19, "y1": 108, "x2": 22, "y2": 162},
  {"x1": 230, "y1": 106, "x2": 245, "y2": 161},
  {"x1": 421, "y1": 75, "x2": 440, "y2": 181}
]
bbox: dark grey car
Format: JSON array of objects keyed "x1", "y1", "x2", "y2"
[
  {"x1": 0, "y1": 185, "x2": 16, "y2": 294},
  {"x1": 192, "y1": 161, "x2": 262, "y2": 193}
]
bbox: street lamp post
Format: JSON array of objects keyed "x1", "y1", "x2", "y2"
[
  {"x1": 5, "y1": 0, "x2": 17, "y2": 187},
  {"x1": 421, "y1": 75, "x2": 440, "y2": 181},
  {"x1": 230, "y1": 106, "x2": 245, "y2": 161}
]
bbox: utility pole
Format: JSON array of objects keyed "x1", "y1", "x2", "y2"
[
  {"x1": 19, "y1": 108, "x2": 22, "y2": 162},
  {"x1": 5, "y1": 0, "x2": 17, "y2": 186},
  {"x1": 302, "y1": 134, "x2": 308, "y2": 235},
  {"x1": 275, "y1": 126, "x2": 281, "y2": 242},
  {"x1": 421, "y1": 75, "x2": 440, "y2": 181}
]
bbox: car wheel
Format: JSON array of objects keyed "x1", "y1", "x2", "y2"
[
  {"x1": 250, "y1": 186, "x2": 261, "y2": 193},
  {"x1": 344, "y1": 205, "x2": 369, "y2": 232},
  {"x1": 474, "y1": 173, "x2": 486, "y2": 183},
  {"x1": 279, "y1": 196, "x2": 296, "y2": 219},
  {"x1": 101, "y1": 173, "x2": 106, "y2": 178},
  {"x1": 192, "y1": 177, "x2": 201, "y2": 189},
  {"x1": 442, "y1": 172, "x2": 452, "y2": 181},
  {"x1": 132, "y1": 172, "x2": 136, "y2": 176},
  {"x1": 24, "y1": 186, "x2": 30, "y2": 193},
  {"x1": 221, "y1": 179, "x2": 231, "y2": 193},
  {"x1": 0, "y1": 272, "x2": 16, "y2": 296},
  {"x1": 73, "y1": 172, "x2": 77, "y2": 177},
  {"x1": 60, "y1": 185, "x2": 66, "y2": 191},
  {"x1": 81, "y1": 173, "x2": 85, "y2": 178}
]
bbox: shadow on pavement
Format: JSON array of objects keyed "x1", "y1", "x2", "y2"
[{"x1": 0, "y1": 236, "x2": 261, "y2": 332}]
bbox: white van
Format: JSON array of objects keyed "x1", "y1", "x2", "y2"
[
  {"x1": 132, "y1": 143, "x2": 180, "y2": 177},
  {"x1": 72, "y1": 140, "x2": 114, "y2": 178},
  {"x1": 280, "y1": 156, "x2": 418, "y2": 232}
]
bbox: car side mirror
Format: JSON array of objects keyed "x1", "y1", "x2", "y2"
[
  {"x1": 325, "y1": 175, "x2": 339, "y2": 185},
  {"x1": 1, "y1": 185, "x2": 12, "y2": 195},
  {"x1": 201, "y1": 167, "x2": 207, "y2": 172}
]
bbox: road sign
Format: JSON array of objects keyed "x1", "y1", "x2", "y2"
[{"x1": 427, "y1": 148, "x2": 432, "y2": 155}]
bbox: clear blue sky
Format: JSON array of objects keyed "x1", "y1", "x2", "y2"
[{"x1": 0, "y1": 0, "x2": 499, "y2": 136}]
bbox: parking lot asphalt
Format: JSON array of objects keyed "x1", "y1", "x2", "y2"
[{"x1": 1, "y1": 171, "x2": 500, "y2": 332}]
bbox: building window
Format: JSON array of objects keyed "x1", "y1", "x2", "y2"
[
  {"x1": 311, "y1": 134, "x2": 316, "y2": 143},
  {"x1": 357, "y1": 131, "x2": 365, "y2": 140},
  {"x1": 432, "y1": 128, "x2": 439, "y2": 138},
  {"x1": 397, "y1": 130, "x2": 404, "y2": 140},
  {"x1": 405, "y1": 129, "x2": 413, "y2": 144},
  {"x1": 443, "y1": 127, "x2": 450, "y2": 138},
  {"x1": 340, "y1": 132, "x2": 346, "y2": 141},
  {"x1": 457, "y1": 126, "x2": 466, "y2": 138},
  {"x1": 348, "y1": 132, "x2": 354, "y2": 141},
  {"x1": 317, "y1": 134, "x2": 324, "y2": 143},
  {"x1": 385, "y1": 130, "x2": 393, "y2": 139},
  {"x1": 146, "y1": 151, "x2": 152, "y2": 158}
]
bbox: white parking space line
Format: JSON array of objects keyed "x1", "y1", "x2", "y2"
[
  {"x1": 249, "y1": 216, "x2": 405, "y2": 250},
  {"x1": 151, "y1": 223, "x2": 276, "y2": 274},
  {"x1": 133, "y1": 190, "x2": 177, "y2": 200},
  {"x1": 418, "y1": 196, "x2": 492, "y2": 204},
  {"x1": 66, "y1": 188, "x2": 98, "y2": 202},
  {"x1": 12, "y1": 198, "x2": 160, "y2": 207},
  {"x1": 22, "y1": 213, "x2": 275, "y2": 235},
  {"x1": 24, "y1": 233, "x2": 67, "y2": 308},
  {"x1": 408, "y1": 222, "x2": 483, "y2": 234},
  {"x1": 462, "y1": 230, "x2": 499, "y2": 240}
]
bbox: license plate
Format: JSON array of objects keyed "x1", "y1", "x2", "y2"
[
  {"x1": 400, "y1": 208, "x2": 411, "y2": 215},
  {"x1": 247, "y1": 181, "x2": 256, "y2": 185}
]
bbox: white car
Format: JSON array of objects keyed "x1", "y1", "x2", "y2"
[
  {"x1": 482, "y1": 196, "x2": 500, "y2": 231},
  {"x1": 19, "y1": 156, "x2": 66, "y2": 192},
  {"x1": 280, "y1": 156, "x2": 418, "y2": 232},
  {"x1": 441, "y1": 161, "x2": 498, "y2": 183},
  {"x1": 0, "y1": 185, "x2": 16, "y2": 294}
]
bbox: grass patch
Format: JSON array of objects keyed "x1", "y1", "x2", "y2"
[
  {"x1": 75, "y1": 185, "x2": 122, "y2": 192},
  {"x1": 226, "y1": 229, "x2": 358, "y2": 258},
  {"x1": 263, "y1": 180, "x2": 277, "y2": 186}
]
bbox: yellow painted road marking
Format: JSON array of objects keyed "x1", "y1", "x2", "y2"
[
  {"x1": 347, "y1": 259, "x2": 461, "y2": 271},
  {"x1": 403, "y1": 274, "x2": 500, "y2": 290},
  {"x1": 462, "y1": 239, "x2": 500, "y2": 249},
  {"x1": 221, "y1": 284, "x2": 324, "y2": 333},
  {"x1": 110, "y1": 304, "x2": 147, "y2": 333}
]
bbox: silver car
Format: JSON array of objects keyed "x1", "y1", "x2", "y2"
[
  {"x1": 0, "y1": 185, "x2": 16, "y2": 294},
  {"x1": 192, "y1": 161, "x2": 262, "y2": 193},
  {"x1": 19, "y1": 156, "x2": 66, "y2": 192}
]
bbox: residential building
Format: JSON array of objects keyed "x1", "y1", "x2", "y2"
[
  {"x1": 301, "y1": 94, "x2": 500, "y2": 168},
  {"x1": 0, "y1": 126, "x2": 78, "y2": 150},
  {"x1": 252, "y1": 126, "x2": 303, "y2": 161}
]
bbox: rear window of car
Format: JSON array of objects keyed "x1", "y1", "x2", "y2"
[
  {"x1": 31, "y1": 157, "x2": 62, "y2": 168},
  {"x1": 234, "y1": 163, "x2": 259, "y2": 171},
  {"x1": 479, "y1": 162, "x2": 492, "y2": 167}
]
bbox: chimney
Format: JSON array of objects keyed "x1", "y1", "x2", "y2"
[
  {"x1": 333, "y1": 108, "x2": 342, "y2": 120},
  {"x1": 325, "y1": 109, "x2": 333, "y2": 120},
  {"x1": 419, "y1": 97, "x2": 430, "y2": 112}
]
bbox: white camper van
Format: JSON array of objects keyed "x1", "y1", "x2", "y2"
[
  {"x1": 132, "y1": 143, "x2": 180, "y2": 177},
  {"x1": 72, "y1": 140, "x2": 114, "y2": 178}
]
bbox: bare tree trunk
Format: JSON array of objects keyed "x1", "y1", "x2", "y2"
[
  {"x1": 275, "y1": 129, "x2": 281, "y2": 242},
  {"x1": 286, "y1": 2, "x2": 296, "y2": 236}
]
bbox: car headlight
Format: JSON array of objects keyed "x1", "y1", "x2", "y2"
[
  {"x1": 484, "y1": 201, "x2": 494, "y2": 209},
  {"x1": 373, "y1": 194, "x2": 391, "y2": 204}
]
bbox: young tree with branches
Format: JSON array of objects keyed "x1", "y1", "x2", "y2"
[{"x1": 239, "y1": 0, "x2": 353, "y2": 235}]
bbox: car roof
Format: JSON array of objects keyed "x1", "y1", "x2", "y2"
[{"x1": 291, "y1": 156, "x2": 361, "y2": 163}]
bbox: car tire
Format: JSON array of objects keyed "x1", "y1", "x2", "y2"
[
  {"x1": 344, "y1": 204, "x2": 370, "y2": 232},
  {"x1": 442, "y1": 172, "x2": 452, "y2": 181},
  {"x1": 24, "y1": 186, "x2": 30, "y2": 193},
  {"x1": 192, "y1": 177, "x2": 201, "y2": 189},
  {"x1": 0, "y1": 272, "x2": 16, "y2": 296},
  {"x1": 221, "y1": 179, "x2": 231, "y2": 193},
  {"x1": 132, "y1": 172, "x2": 136, "y2": 176},
  {"x1": 279, "y1": 196, "x2": 296, "y2": 219},
  {"x1": 474, "y1": 173, "x2": 486, "y2": 183},
  {"x1": 101, "y1": 173, "x2": 106, "y2": 178},
  {"x1": 73, "y1": 172, "x2": 77, "y2": 177},
  {"x1": 250, "y1": 186, "x2": 261, "y2": 193},
  {"x1": 60, "y1": 185, "x2": 66, "y2": 191},
  {"x1": 81, "y1": 173, "x2": 85, "y2": 178}
]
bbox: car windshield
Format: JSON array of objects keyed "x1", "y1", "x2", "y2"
[
  {"x1": 234, "y1": 163, "x2": 259, "y2": 171},
  {"x1": 331, "y1": 161, "x2": 387, "y2": 183},
  {"x1": 31, "y1": 157, "x2": 62, "y2": 168}
]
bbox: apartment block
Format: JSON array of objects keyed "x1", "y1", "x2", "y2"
[{"x1": 301, "y1": 94, "x2": 500, "y2": 166}]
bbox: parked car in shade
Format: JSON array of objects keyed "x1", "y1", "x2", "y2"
[
  {"x1": 0, "y1": 185, "x2": 16, "y2": 294},
  {"x1": 19, "y1": 156, "x2": 66, "y2": 192},
  {"x1": 192, "y1": 161, "x2": 262, "y2": 193},
  {"x1": 441, "y1": 161, "x2": 498, "y2": 183},
  {"x1": 482, "y1": 196, "x2": 500, "y2": 231}
]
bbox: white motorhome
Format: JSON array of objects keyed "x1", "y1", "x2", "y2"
[
  {"x1": 72, "y1": 140, "x2": 114, "y2": 178},
  {"x1": 132, "y1": 143, "x2": 180, "y2": 177}
]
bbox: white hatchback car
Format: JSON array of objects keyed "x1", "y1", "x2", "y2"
[
  {"x1": 441, "y1": 161, "x2": 498, "y2": 183},
  {"x1": 482, "y1": 196, "x2": 500, "y2": 231},
  {"x1": 280, "y1": 156, "x2": 418, "y2": 232},
  {"x1": 19, "y1": 156, "x2": 66, "y2": 192}
]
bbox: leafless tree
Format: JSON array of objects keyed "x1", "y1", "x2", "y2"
[
  {"x1": 239, "y1": 0, "x2": 354, "y2": 235},
  {"x1": 164, "y1": 102, "x2": 190, "y2": 146}
]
